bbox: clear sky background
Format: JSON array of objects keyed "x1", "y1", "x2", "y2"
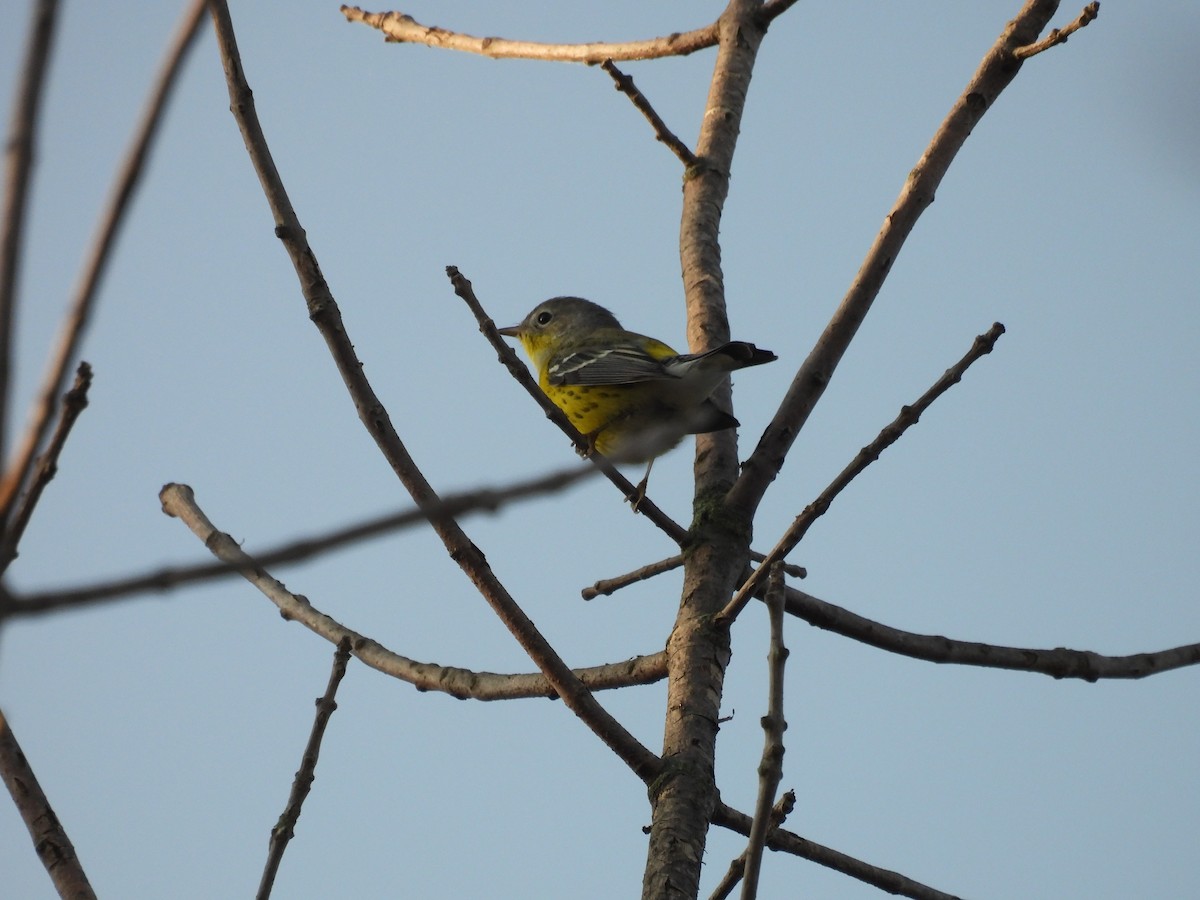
[{"x1": 2, "y1": 2, "x2": 1197, "y2": 898}]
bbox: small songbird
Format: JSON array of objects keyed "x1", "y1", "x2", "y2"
[{"x1": 498, "y1": 296, "x2": 776, "y2": 502}]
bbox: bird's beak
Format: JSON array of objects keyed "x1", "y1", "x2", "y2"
[{"x1": 497, "y1": 324, "x2": 521, "y2": 338}]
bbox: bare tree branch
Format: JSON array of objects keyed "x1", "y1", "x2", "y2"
[
  {"x1": 739, "y1": 564, "x2": 788, "y2": 898},
  {"x1": 781, "y1": 584, "x2": 1200, "y2": 681},
  {"x1": 341, "y1": 6, "x2": 720, "y2": 63},
  {"x1": 5, "y1": 460, "x2": 598, "y2": 619},
  {"x1": 717, "y1": 323, "x2": 1005, "y2": 626},
  {"x1": 708, "y1": 791, "x2": 795, "y2": 900},
  {"x1": 0, "y1": 0, "x2": 208, "y2": 523},
  {"x1": 1014, "y1": 2, "x2": 1100, "y2": 58},
  {"x1": 0, "y1": 0, "x2": 61, "y2": 476},
  {"x1": 645, "y1": 2, "x2": 774, "y2": 896},
  {"x1": 158, "y1": 483, "x2": 668, "y2": 702},
  {"x1": 582, "y1": 554, "x2": 805, "y2": 600},
  {"x1": 0, "y1": 362, "x2": 91, "y2": 573},
  {"x1": 207, "y1": 0, "x2": 661, "y2": 783},
  {"x1": 601, "y1": 60, "x2": 698, "y2": 167},
  {"x1": 727, "y1": 0, "x2": 1071, "y2": 517},
  {"x1": 712, "y1": 800, "x2": 964, "y2": 900},
  {"x1": 257, "y1": 639, "x2": 352, "y2": 900},
  {"x1": 0, "y1": 708, "x2": 97, "y2": 900}
]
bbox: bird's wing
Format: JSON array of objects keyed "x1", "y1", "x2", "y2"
[{"x1": 548, "y1": 346, "x2": 675, "y2": 386}]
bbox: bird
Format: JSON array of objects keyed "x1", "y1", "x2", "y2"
[{"x1": 498, "y1": 296, "x2": 776, "y2": 504}]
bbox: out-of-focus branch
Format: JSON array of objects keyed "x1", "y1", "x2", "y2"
[
  {"x1": 341, "y1": 6, "x2": 719, "y2": 63},
  {"x1": 728, "y1": 0, "x2": 1071, "y2": 517},
  {"x1": 0, "y1": 0, "x2": 61, "y2": 476},
  {"x1": 0, "y1": 708, "x2": 98, "y2": 900},
  {"x1": 257, "y1": 639, "x2": 352, "y2": 900},
  {"x1": 780, "y1": 584, "x2": 1200, "y2": 681},
  {"x1": 0, "y1": 0, "x2": 208, "y2": 523},
  {"x1": 6, "y1": 460, "x2": 597, "y2": 618},
  {"x1": 601, "y1": 60, "x2": 697, "y2": 167},
  {"x1": 1014, "y1": 2, "x2": 1099, "y2": 58},
  {"x1": 0, "y1": 362, "x2": 91, "y2": 573},
  {"x1": 718, "y1": 323, "x2": 1005, "y2": 626},
  {"x1": 713, "y1": 800, "x2": 964, "y2": 900},
  {"x1": 158, "y1": 483, "x2": 668, "y2": 700}
]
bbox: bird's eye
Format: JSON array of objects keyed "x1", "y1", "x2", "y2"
[{"x1": 535, "y1": 311, "x2": 553, "y2": 326}]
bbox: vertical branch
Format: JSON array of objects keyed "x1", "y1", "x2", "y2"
[
  {"x1": 739, "y1": 563, "x2": 788, "y2": 898},
  {"x1": 0, "y1": 709, "x2": 97, "y2": 900},
  {"x1": 646, "y1": 3, "x2": 770, "y2": 899},
  {"x1": 0, "y1": 0, "x2": 207, "y2": 522},
  {"x1": 0, "y1": 0, "x2": 61, "y2": 485}
]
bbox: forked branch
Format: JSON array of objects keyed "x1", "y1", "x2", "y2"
[{"x1": 1015, "y1": 2, "x2": 1100, "y2": 58}]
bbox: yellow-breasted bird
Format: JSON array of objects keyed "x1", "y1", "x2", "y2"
[{"x1": 498, "y1": 296, "x2": 776, "y2": 501}]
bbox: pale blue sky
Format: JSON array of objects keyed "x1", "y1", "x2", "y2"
[{"x1": 2, "y1": 2, "x2": 1197, "y2": 898}]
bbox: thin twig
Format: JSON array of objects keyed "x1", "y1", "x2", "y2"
[
  {"x1": 581, "y1": 552, "x2": 804, "y2": 600},
  {"x1": 0, "y1": 0, "x2": 61, "y2": 476},
  {"x1": 157, "y1": 484, "x2": 668, "y2": 701},
  {"x1": 708, "y1": 791, "x2": 795, "y2": 900},
  {"x1": 601, "y1": 60, "x2": 698, "y2": 167},
  {"x1": 583, "y1": 555, "x2": 685, "y2": 600},
  {"x1": 6, "y1": 460, "x2": 598, "y2": 618},
  {"x1": 727, "y1": 0, "x2": 1068, "y2": 518},
  {"x1": 207, "y1": 2, "x2": 662, "y2": 783},
  {"x1": 740, "y1": 564, "x2": 788, "y2": 899},
  {"x1": 341, "y1": 6, "x2": 720, "y2": 63},
  {"x1": 712, "y1": 800, "x2": 964, "y2": 900},
  {"x1": 1014, "y1": 2, "x2": 1099, "y2": 58},
  {"x1": 0, "y1": 708, "x2": 98, "y2": 900},
  {"x1": 0, "y1": 362, "x2": 91, "y2": 573},
  {"x1": 779, "y1": 583, "x2": 1200, "y2": 681},
  {"x1": 717, "y1": 323, "x2": 1005, "y2": 626},
  {"x1": 0, "y1": 0, "x2": 208, "y2": 523},
  {"x1": 447, "y1": 265, "x2": 690, "y2": 543},
  {"x1": 257, "y1": 639, "x2": 352, "y2": 900}
]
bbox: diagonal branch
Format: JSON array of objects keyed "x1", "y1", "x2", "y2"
[
  {"x1": 207, "y1": 2, "x2": 660, "y2": 782},
  {"x1": 727, "y1": 0, "x2": 1072, "y2": 518},
  {"x1": 0, "y1": 0, "x2": 208, "y2": 523},
  {"x1": 341, "y1": 6, "x2": 720, "y2": 63},
  {"x1": 601, "y1": 60, "x2": 697, "y2": 167},
  {"x1": 717, "y1": 322, "x2": 1005, "y2": 626},
  {"x1": 712, "y1": 801, "x2": 963, "y2": 900},
  {"x1": 0, "y1": 708, "x2": 97, "y2": 900},
  {"x1": 158, "y1": 483, "x2": 668, "y2": 701},
  {"x1": 0, "y1": 0, "x2": 61, "y2": 476},
  {"x1": 257, "y1": 639, "x2": 352, "y2": 900},
  {"x1": 0, "y1": 361, "x2": 91, "y2": 573},
  {"x1": 448, "y1": 265, "x2": 690, "y2": 544}
]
